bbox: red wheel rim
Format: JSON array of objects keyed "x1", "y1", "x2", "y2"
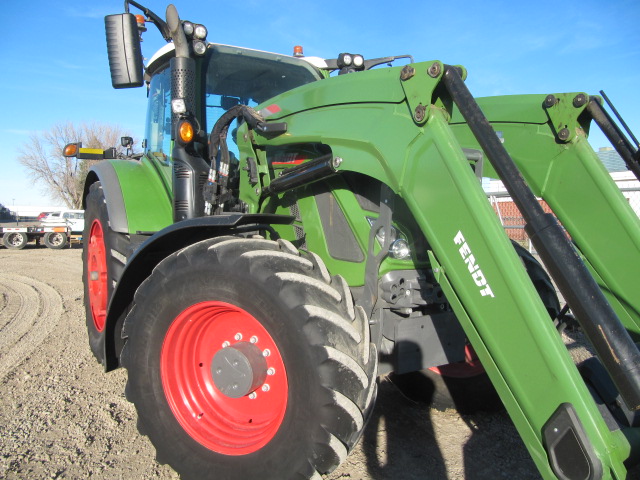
[
  {"x1": 429, "y1": 345, "x2": 486, "y2": 378},
  {"x1": 161, "y1": 301, "x2": 288, "y2": 455},
  {"x1": 87, "y1": 220, "x2": 108, "y2": 332}
]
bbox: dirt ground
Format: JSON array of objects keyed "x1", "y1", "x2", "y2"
[{"x1": 0, "y1": 244, "x2": 632, "y2": 479}]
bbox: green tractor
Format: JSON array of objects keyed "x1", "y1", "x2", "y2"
[{"x1": 73, "y1": 1, "x2": 640, "y2": 478}]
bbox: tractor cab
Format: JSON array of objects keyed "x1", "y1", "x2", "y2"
[{"x1": 143, "y1": 42, "x2": 323, "y2": 163}]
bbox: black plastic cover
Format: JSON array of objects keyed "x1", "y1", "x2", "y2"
[{"x1": 542, "y1": 403, "x2": 603, "y2": 480}]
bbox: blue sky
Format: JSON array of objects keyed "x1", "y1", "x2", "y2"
[{"x1": 1, "y1": 0, "x2": 638, "y2": 207}]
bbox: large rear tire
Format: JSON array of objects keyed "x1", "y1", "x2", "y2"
[
  {"x1": 391, "y1": 241, "x2": 560, "y2": 413},
  {"x1": 83, "y1": 182, "x2": 130, "y2": 365},
  {"x1": 121, "y1": 236, "x2": 377, "y2": 479}
]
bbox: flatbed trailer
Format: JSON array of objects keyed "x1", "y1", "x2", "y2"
[{"x1": 0, "y1": 224, "x2": 82, "y2": 250}]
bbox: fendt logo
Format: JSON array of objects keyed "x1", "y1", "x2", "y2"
[{"x1": 453, "y1": 230, "x2": 495, "y2": 298}]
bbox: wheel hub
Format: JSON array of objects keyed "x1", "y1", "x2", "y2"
[
  {"x1": 161, "y1": 301, "x2": 288, "y2": 455},
  {"x1": 50, "y1": 233, "x2": 63, "y2": 246},
  {"x1": 211, "y1": 341, "x2": 267, "y2": 398},
  {"x1": 8, "y1": 234, "x2": 21, "y2": 246}
]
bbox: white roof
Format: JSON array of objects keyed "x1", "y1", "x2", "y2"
[
  {"x1": 147, "y1": 43, "x2": 175, "y2": 67},
  {"x1": 146, "y1": 42, "x2": 329, "y2": 71}
]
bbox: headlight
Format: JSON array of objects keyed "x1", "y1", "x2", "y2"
[
  {"x1": 389, "y1": 239, "x2": 411, "y2": 260},
  {"x1": 375, "y1": 225, "x2": 397, "y2": 245},
  {"x1": 338, "y1": 53, "x2": 353, "y2": 68},
  {"x1": 182, "y1": 21, "x2": 194, "y2": 36},
  {"x1": 171, "y1": 98, "x2": 187, "y2": 114},
  {"x1": 194, "y1": 24, "x2": 208, "y2": 39},
  {"x1": 367, "y1": 217, "x2": 412, "y2": 259},
  {"x1": 193, "y1": 40, "x2": 207, "y2": 56}
]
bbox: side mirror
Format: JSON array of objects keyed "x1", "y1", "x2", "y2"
[
  {"x1": 104, "y1": 14, "x2": 144, "y2": 88},
  {"x1": 121, "y1": 136, "x2": 134, "y2": 148}
]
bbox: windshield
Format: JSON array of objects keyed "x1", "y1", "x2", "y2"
[{"x1": 204, "y1": 44, "x2": 321, "y2": 155}]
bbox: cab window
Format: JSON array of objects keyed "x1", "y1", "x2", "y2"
[
  {"x1": 145, "y1": 67, "x2": 172, "y2": 158},
  {"x1": 203, "y1": 46, "x2": 321, "y2": 157}
]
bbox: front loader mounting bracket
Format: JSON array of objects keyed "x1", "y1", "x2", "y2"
[
  {"x1": 542, "y1": 92, "x2": 589, "y2": 143},
  {"x1": 399, "y1": 60, "x2": 447, "y2": 125}
]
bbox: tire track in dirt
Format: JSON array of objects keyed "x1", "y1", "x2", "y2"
[{"x1": 0, "y1": 273, "x2": 64, "y2": 381}]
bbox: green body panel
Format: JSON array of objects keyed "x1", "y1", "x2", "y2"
[
  {"x1": 232, "y1": 64, "x2": 638, "y2": 478},
  {"x1": 266, "y1": 175, "x2": 426, "y2": 286},
  {"x1": 109, "y1": 155, "x2": 173, "y2": 233},
  {"x1": 260, "y1": 65, "x2": 408, "y2": 120},
  {"x1": 270, "y1": 184, "x2": 368, "y2": 286}
]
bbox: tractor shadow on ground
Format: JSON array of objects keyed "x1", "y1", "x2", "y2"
[{"x1": 357, "y1": 374, "x2": 541, "y2": 480}]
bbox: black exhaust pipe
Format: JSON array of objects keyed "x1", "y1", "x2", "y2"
[{"x1": 167, "y1": 5, "x2": 208, "y2": 222}]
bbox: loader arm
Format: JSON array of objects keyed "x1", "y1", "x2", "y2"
[
  {"x1": 449, "y1": 94, "x2": 640, "y2": 342},
  {"x1": 400, "y1": 67, "x2": 640, "y2": 480},
  {"x1": 399, "y1": 107, "x2": 615, "y2": 480}
]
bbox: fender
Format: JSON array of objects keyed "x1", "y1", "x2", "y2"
[
  {"x1": 83, "y1": 157, "x2": 173, "y2": 234},
  {"x1": 101, "y1": 213, "x2": 294, "y2": 371}
]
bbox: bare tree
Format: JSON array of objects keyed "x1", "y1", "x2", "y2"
[{"x1": 18, "y1": 121, "x2": 135, "y2": 208}]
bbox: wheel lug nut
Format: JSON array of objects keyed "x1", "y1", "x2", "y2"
[
  {"x1": 267, "y1": 367, "x2": 276, "y2": 376},
  {"x1": 248, "y1": 392, "x2": 257, "y2": 399},
  {"x1": 90, "y1": 271, "x2": 99, "y2": 281},
  {"x1": 234, "y1": 333, "x2": 242, "y2": 341},
  {"x1": 250, "y1": 336, "x2": 258, "y2": 344},
  {"x1": 263, "y1": 349, "x2": 270, "y2": 357},
  {"x1": 222, "y1": 341, "x2": 230, "y2": 348},
  {"x1": 261, "y1": 384, "x2": 270, "y2": 392}
]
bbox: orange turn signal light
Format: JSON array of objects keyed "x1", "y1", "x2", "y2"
[
  {"x1": 63, "y1": 143, "x2": 78, "y2": 157},
  {"x1": 178, "y1": 120, "x2": 194, "y2": 144}
]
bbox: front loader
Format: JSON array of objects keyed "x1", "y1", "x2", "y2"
[{"x1": 74, "y1": 2, "x2": 640, "y2": 479}]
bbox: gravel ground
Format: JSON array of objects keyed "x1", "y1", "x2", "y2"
[{"x1": 0, "y1": 244, "x2": 634, "y2": 479}]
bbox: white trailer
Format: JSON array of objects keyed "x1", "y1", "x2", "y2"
[{"x1": 0, "y1": 224, "x2": 82, "y2": 250}]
